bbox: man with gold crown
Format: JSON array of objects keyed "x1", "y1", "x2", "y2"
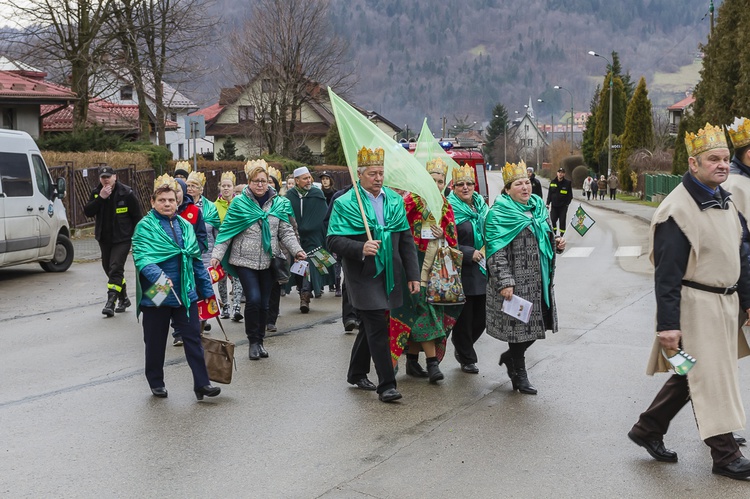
[
  {"x1": 627, "y1": 123, "x2": 750, "y2": 480},
  {"x1": 131, "y1": 173, "x2": 221, "y2": 400},
  {"x1": 327, "y1": 146, "x2": 420, "y2": 403}
]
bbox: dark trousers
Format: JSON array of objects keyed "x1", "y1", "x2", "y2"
[
  {"x1": 549, "y1": 205, "x2": 569, "y2": 235},
  {"x1": 141, "y1": 302, "x2": 209, "y2": 389},
  {"x1": 609, "y1": 188, "x2": 617, "y2": 200},
  {"x1": 268, "y1": 280, "x2": 281, "y2": 326},
  {"x1": 99, "y1": 240, "x2": 131, "y2": 291},
  {"x1": 236, "y1": 267, "x2": 273, "y2": 343},
  {"x1": 631, "y1": 374, "x2": 741, "y2": 466},
  {"x1": 341, "y1": 278, "x2": 360, "y2": 325},
  {"x1": 347, "y1": 308, "x2": 395, "y2": 394},
  {"x1": 452, "y1": 294, "x2": 486, "y2": 364},
  {"x1": 294, "y1": 273, "x2": 312, "y2": 294}
]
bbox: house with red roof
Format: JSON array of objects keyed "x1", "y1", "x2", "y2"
[
  {"x1": 667, "y1": 94, "x2": 695, "y2": 136},
  {"x1": 0, "y1": 62, "x2": 77, "y2": 139}
]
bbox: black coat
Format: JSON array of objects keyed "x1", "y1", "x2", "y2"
[
  {"x1": 546, "y1": 177, "x2": 572, "y2": 208},
  {"x1": 456, "y1": 220, "x2": 487, "y2": 296},
  {"x1": 327, "y1": 230, "x2": 419, "y2": 311},
  {"x1": 529, "y1": 174, "x2": 543, "y2": 198},
  {"x1": 83, "y1": 181, "x2": 142, "y2": 243}
]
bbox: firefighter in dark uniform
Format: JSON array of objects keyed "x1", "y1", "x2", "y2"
[
  {"x1": 546, "y1": 167, "x2": 573, "y2": 236},
  {"x1": 84, "y1": 166, "x2": 143, "y2": 317}
]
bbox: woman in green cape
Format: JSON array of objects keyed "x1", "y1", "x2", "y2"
[{"x1": 485, "y1": 162, "x2": 566, "y2": 395}]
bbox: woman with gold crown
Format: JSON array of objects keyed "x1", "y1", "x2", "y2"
[
  {"x1": 447, "y1": 163, "x2": 489, "y2": 374},
  {"x1": 215, "y1": 170, "x2": 244, "y2": 320},
  {"x1": 131, "y1": 174, "x2": 221, "y2": 400},
  {"x1": 485, "y1": 161, "x2": 565, "y2": 394},
  {"x1": 211, "y1": 159, "x2": 305, "y2": 360},
  {"x1": 388, "y1": 157, "x2": 461, "y2": 383}
]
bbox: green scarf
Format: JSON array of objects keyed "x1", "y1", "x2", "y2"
[
  {"x1": 485, "y1": 193, "x2": 554, "y2": 306},
  {"x1": 199, "y1": 196, "x2": 221, "y2": 229},
  {"x1": 448, "y1": 191, "x2": 488, "y2": 274},
  {"x1": 132, "y1": 210, "x2": 201, "y2": 317},
  {"x1": 214, "y1": 190, "x2": 292, "y2": 277},
  {"x1": 327, "y1": 184, "x2": 410, "y2": 294}
]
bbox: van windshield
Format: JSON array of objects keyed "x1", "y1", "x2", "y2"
[{"x1": 0, "y1": 152, "x2": 33, "y2": 197}]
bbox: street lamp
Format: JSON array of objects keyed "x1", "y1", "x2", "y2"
[
  {"x1": 588, "y1": 50, "x2": 613, "y2": 175},
  {"x1": 554, "y1": 85, "x2": 574, "y2": 155}
]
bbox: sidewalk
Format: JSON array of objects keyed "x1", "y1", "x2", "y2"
[
  {"x1": 70, "y1": 233, "x2": 103, "y2": 262},
  {"x1": 538, "y1": 177, "x2": 656, "y2": 225}
]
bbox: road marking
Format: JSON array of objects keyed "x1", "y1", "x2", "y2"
[
  {"x1": 562, "y1": 247, "x2": 594, "y2": 258},
  {"x1": 614, "y1": 246, "x2": 642, "y2": 257}
]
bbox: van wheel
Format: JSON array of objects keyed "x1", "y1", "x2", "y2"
[{"x1": 40, "y1": 234, "x2": 74, "y2": 272}]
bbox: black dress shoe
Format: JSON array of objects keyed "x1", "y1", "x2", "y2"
[
  {"x1": 378, "y1": 388, "x2": 402, "y2": 403},
  {"x1": 194, "y1": 385, "x2": 221, "y2": 400},
  {"x1": 344, "y1": 320, "x2": 357, "y2": 332},
  {"x1": 627, "y1": 430, "x2": 678, "y2": 462},
  {"x1": 151, "y1": 387, "x2": 168, "y2": 398},
  {"x1": 352, "y1": 378, "x2": 376, "y2": 391},
  {"x1": 713, "y1": 456, "x2": 750, "y2": 480},
  {"x1": 461, "y1": 363, "x2": 480, "y2": 374},
  {"x1": 258, "y1": 344, "x2": 269, "y2": 358},
  {"x1": 405, "y1": 358, "x2": 429, "y2": 378},
  {"x1": 734, "y1": 433, "x2": 747, "y2": 445},
  {"x1": 248, "y1": 343, "x2": 261, "y2": 360}
]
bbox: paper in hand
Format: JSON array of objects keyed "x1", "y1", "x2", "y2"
[
  {"x1": 500, "y1": 294, "x2": 533, "y2": 323},
  {"x1": 290, "y1": 260, "x2": 309, "y2": 276}
]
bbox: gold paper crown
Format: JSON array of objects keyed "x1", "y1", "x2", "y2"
[
  {"x1": 154, "y1": 173, "x2": 178, "y2": 192},
  {"x1": 357, "y1": 147, "x2": 385, "y2": 167},
  {"x1": 426, "y1": 157, "x2": 448, "y2": 176},
  {"x1": 186, "y1": 170, "x2": 206, "y2": 187},
  {"x1": 727, "y1": 117, "x2": 750, "y2": 149},
  {"x1": 220, "y1": 171, "x2": 236, "y2": 184},
  {"x1": 685, "y1": 123, "x2": 728, "y2": 157},
  {"x1": 502, "y1": 160, "x2": 528, "y2": 185},
  {"x1": 451, "y1": 164, "x2": 475, "y2": 184},
  {"x1": 244, "y1": 158, "x2": 269, "y2": 179},
  {"x1": 268, "y1": 166, "x2": 282, "y2": 183},
  {"x1": 174, "y1": 160, "x2": 192, "y2": 174}
]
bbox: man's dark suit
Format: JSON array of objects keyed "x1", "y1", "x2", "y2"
[{"x1": 328, "y1": 229, "x2": 419, "y2": 393}]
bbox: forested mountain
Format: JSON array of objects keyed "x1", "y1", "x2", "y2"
[{"x1": 202, "y1": 0, "x2": 714, "y2": 128}]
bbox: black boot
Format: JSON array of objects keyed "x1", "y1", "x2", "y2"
[
  {"x1": 102, "y1": 291, "x2": 117, "y2": 317},
  {"x1": 498, "y1": 350, "x2": 514, "y2": 380},
  {"x1": 115, "y1": 285, "x2": 131, "y2": 313},
  {"x1": 426, "y1": 357, "x2": 444, "y2": 384},
  {"x1": 405, "y1": 354, "x2": 428, "y2": 378},
  {"x1": 511, "y1": 357, "x2": 537, "y2": 395}
]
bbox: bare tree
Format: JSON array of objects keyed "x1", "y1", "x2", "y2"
[
  {"x1": 651, "y1": 109, "x2": 674, "y2": 152},
  {"x1": 109, "y1": 0, "x2": 217, "y2": 145},
  {"x1": 229, "y1": 0, "x2": 355, "y2": 156},
  {"x1": 4, "y1": 0, "x2": 116, "y2": 128}
]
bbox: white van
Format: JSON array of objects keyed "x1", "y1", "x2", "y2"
[{"x1": 0, "y1": 130, "x2": 74, "y2": 271}]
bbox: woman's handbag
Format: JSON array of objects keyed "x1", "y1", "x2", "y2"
[
  {"x1": 201, "y1": 319, "x2": 236, "y2": 384},
  {"x1": 271, "y1": 255, "x2": 291, "y2": 284},
  {"x1": 426, "y1": 241, "x2": 465, "y2": 305}
]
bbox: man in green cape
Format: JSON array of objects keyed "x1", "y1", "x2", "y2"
[
  {"x1": 286, "y1": 166, "x2": 330, "y2": 313},
  {"x1": 327, "y1": 147, "x2": 420, "y2": 403}
]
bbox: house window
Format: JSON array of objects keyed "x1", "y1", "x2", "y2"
[
  {"x1": 170, "y1": 112, "x2": 177, "y2": 122},
  {"x1": 239, "y1": 105, "x2": 255, "y2": 122},
  {"x1": 528, "y1": 139, "x2": 533, "y2": 147},
  {"x1": 1, "y1": 108, "x2": 15, "y2": 129},
  {"x1": 120, "y1": 85, "x2": 133, "y2": 100},
  {"x1": 524, "y1": 124, "x2": 529, "y2": 132},
  {"x1": 178, "y1": 143, "x2": 184, "y2": 159}
]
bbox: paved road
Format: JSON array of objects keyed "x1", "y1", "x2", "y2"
[{"x1": 2, "y1": 173, "x2": 750, "y2": 497}]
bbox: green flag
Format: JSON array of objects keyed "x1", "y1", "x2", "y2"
[
  {"x1": 327, "y1": 87, "x2": 444, "y2": 221},
  {"x1": 569, "y1": 204, "x2": 596, "y2": 236},
  {"x1": 413, "y1": 118, "x2": 460, "y2": 180}
]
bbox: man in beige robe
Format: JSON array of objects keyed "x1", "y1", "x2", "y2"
[{"x1": 628, "y1": 123, "x2": 750, "y2": 480}]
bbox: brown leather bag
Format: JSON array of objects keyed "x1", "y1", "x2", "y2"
[{"x1": 201, "y1": 318, "x2": 235, "y2": 384}]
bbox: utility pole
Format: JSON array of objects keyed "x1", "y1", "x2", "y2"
[{"x1": 710, "y1": 0, "x2": 715, "y2": 35}]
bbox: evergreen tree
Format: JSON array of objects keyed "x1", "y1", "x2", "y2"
[
  {"x1": 593, "y1": 75, "x2": 627, "y2": 174},
  {"x1": 581, "y1": 86, "x2": 600, "y2": 171},
  {"x1": 672, "y1": 110, "x2": 700, "y2": 175},
  {"x1": 611, "y1": 51, "x2": 635, "y2": 101},
  {"x1": 323, "y1": 123, "x2": 347, "y2": 166},
  {"x1": 484, "y1": 103, "x2": 509, "y2": 165},
  {"x1": 216, "y1": 136, "x2": 245, "y2": 161},
  {"x1": 618, "y1": 77, "x2": 653, "y2": 190}
]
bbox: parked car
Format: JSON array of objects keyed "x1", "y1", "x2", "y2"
[{"x1": 0, "y1": 130, "x2": 74, "y2": 271}]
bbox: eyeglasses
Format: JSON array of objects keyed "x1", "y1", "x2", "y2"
[
  {"x1": 455, "y1": 182, "x2": 475, "y2": 187},
  {"x1": 250, "y1": 179, "x2": 268, "y2": 185}
]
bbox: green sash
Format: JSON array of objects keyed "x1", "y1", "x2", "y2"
[
  {"x1": 327, "y1": 184, "x2": 409, "y2": 295},
  {"x1": 448, "y1": 191, "x2": 488, "y2": 274},
  {"x1": 132, "y1": 210, "x2": 201, "y2": 317},
  {"x1": 214, "y1": 190, "x2": 292, "y2": 277},
  {"x1": 485, "y1": 193, "x2": 554, "y2": 306},
  {"x1": 199, "y1": 196, "x2": 221, "y2": 229}
]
